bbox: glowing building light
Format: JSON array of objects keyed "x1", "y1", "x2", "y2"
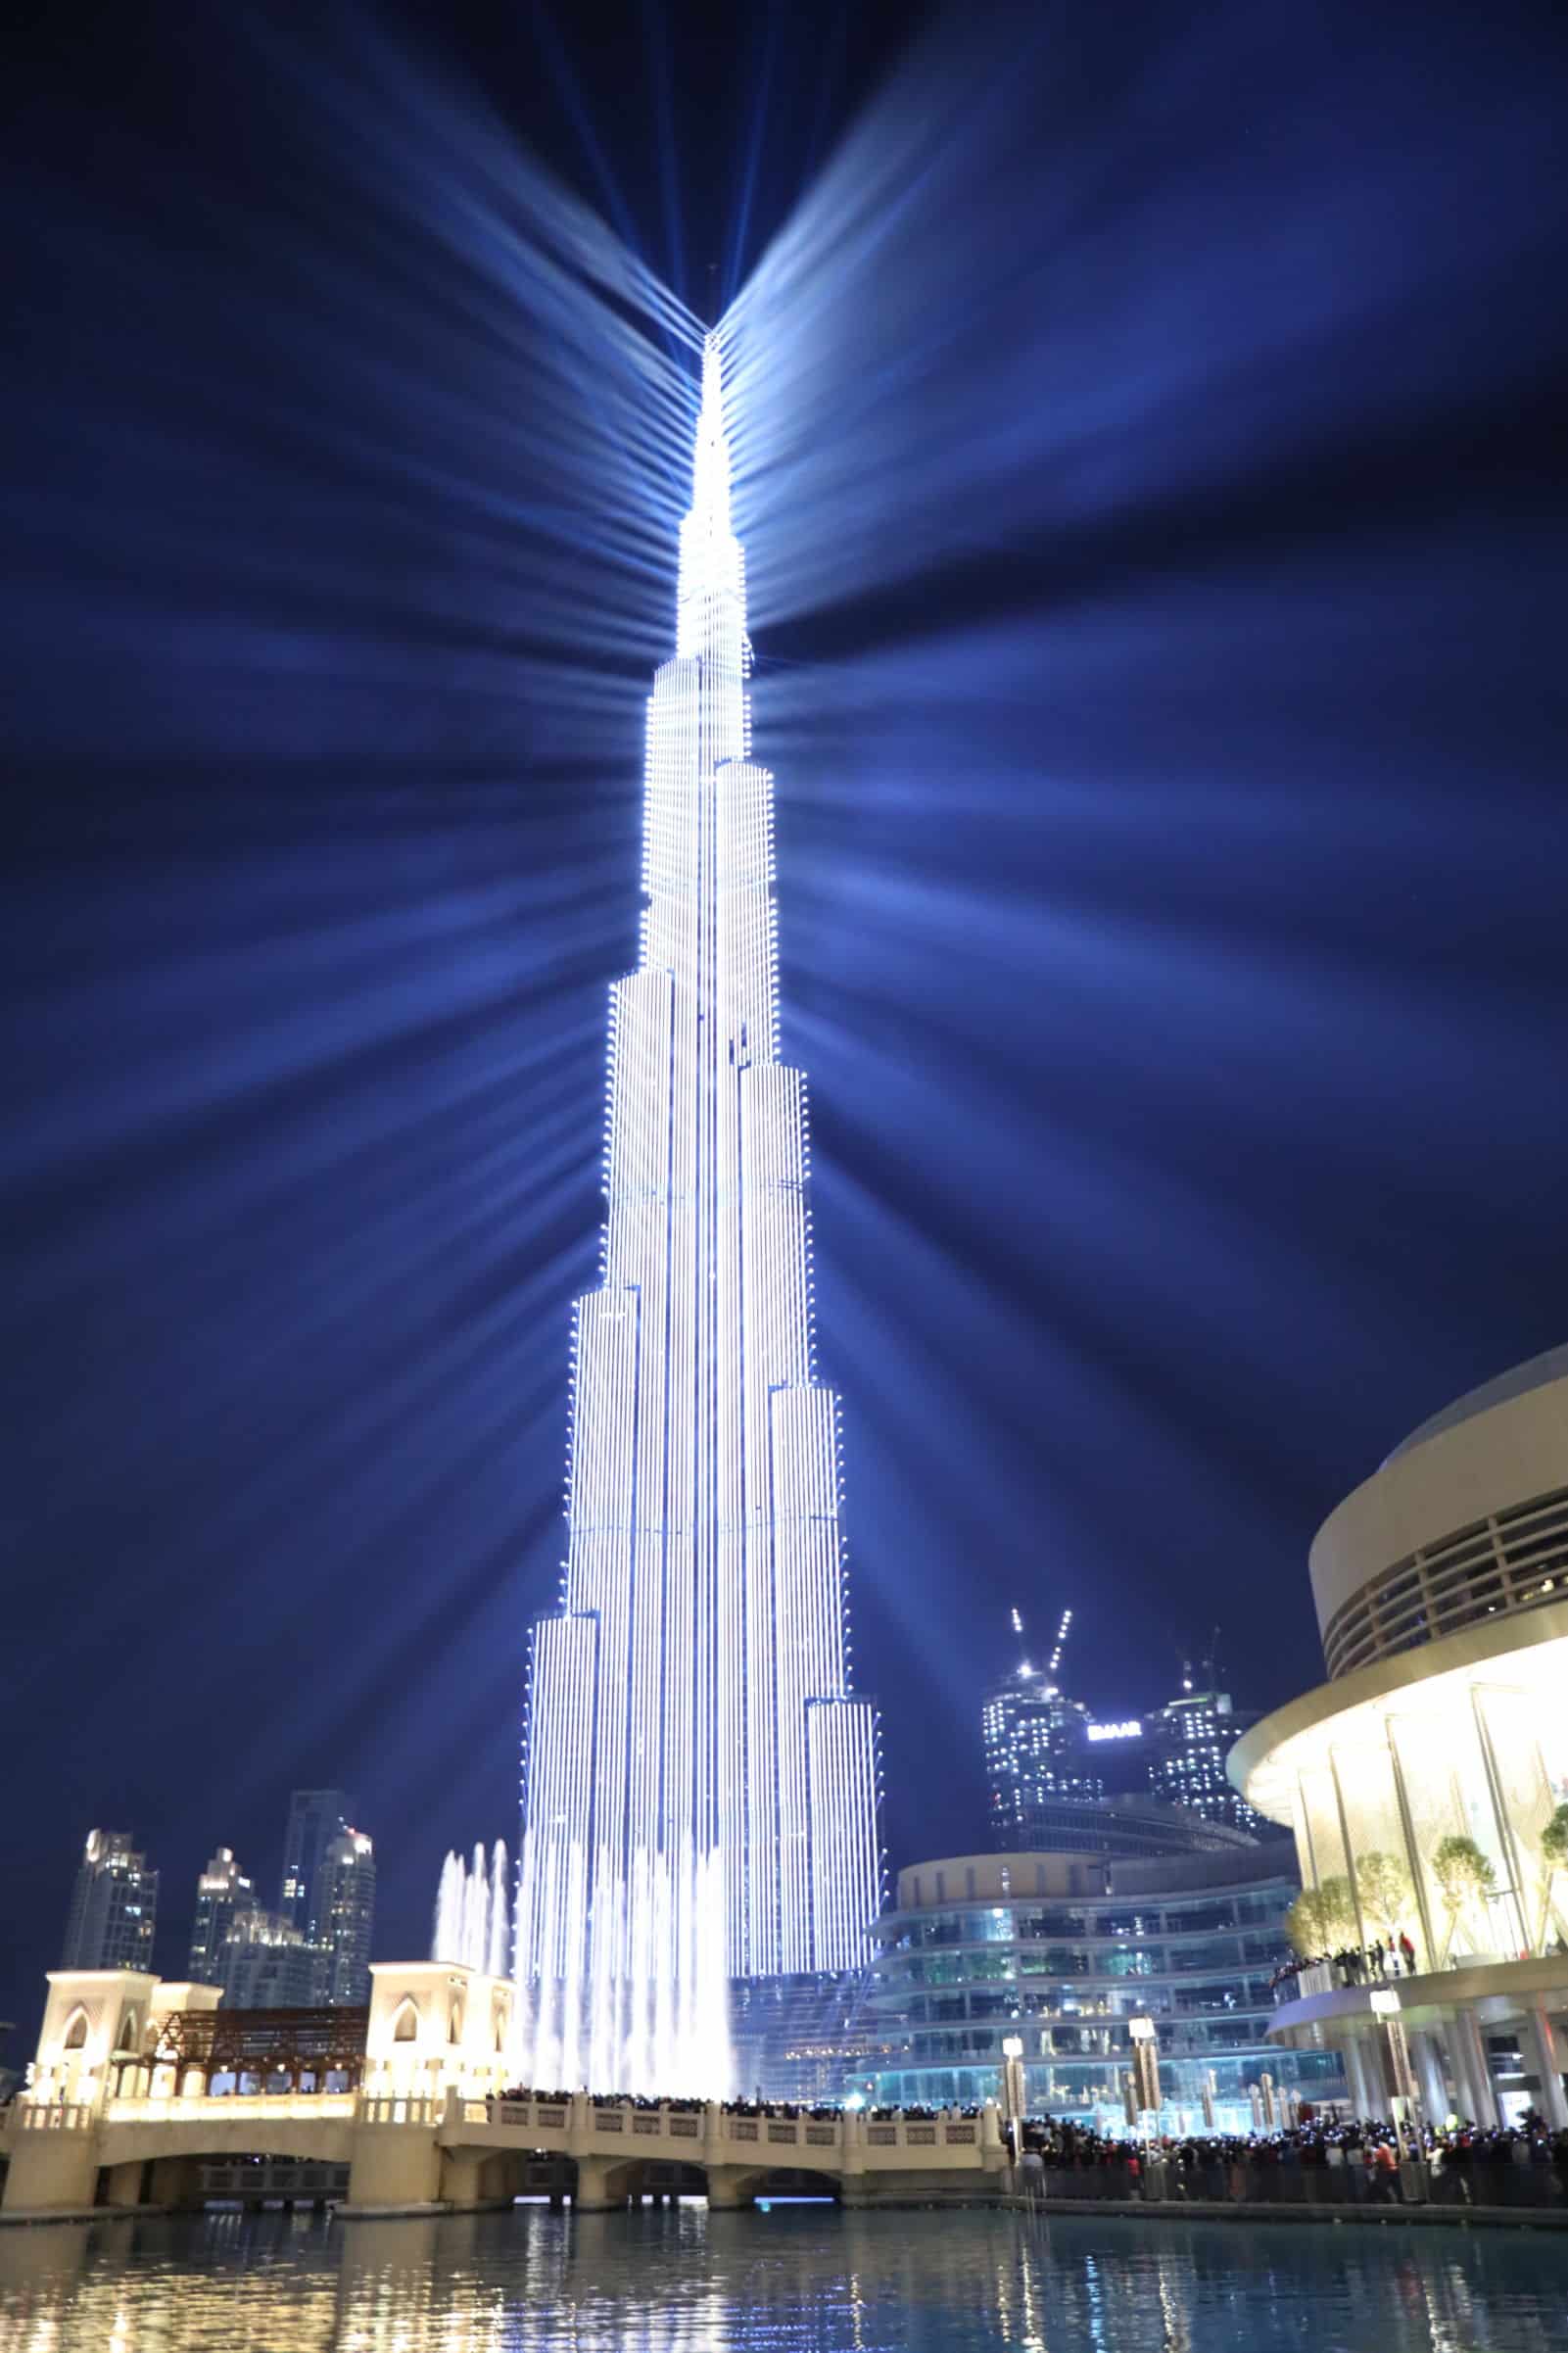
[{"x1": 519, "y1": 333, "x2": 882, "y2": 2025}]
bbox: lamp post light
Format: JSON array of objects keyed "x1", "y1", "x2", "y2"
[
  {"x1": 1000, "y1": 2036, "x2": 1025, "y2": 2169},
  {"x1": 1128, "y1": 2017, "x2": 1161, "y2": 2143},
  {"x1": 1370, "y1": 1985, "x2": 1417, "y2": 2112}
]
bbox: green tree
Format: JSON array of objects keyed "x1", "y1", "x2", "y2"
[
  {"x1": 1533, "y1": 1802, "x2": 1568, "y2": 1951},
  {"x1": 1283, "y1": 1878, "x2": 1355, "y2": 1958},
  {"x1": 1354, "y1": 1850, "x2": 1414, "y2": 1943},
  {"x1": 1315, "y1": 1875, "x2": 1356, "y2": 1945},
  {"x1": 1431, "y1": 1834, "x2": 1497, "y2": 1963}
]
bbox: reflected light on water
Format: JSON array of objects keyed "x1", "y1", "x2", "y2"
[{"x1": 2, "y1": 2208, "x2": 1565, "y2": 2353}]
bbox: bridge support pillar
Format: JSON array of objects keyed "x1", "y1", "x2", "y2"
[
  {"x1": 99, "y1": 2159, "x2": 146, "y2": 2208},
  {"x1": 703, "y1": 2167, "x2": 749, "y2": 2211},
  {"x1": 1, "y1": 2129, "x2": 102, "y2": 2217},
  {"x1": 346, "y1": 2120, "x2": 444, "y2": 2213},
  {"x1": 438, "y1": 2149, "x2": 512, "y2": 2211},
  {"x1": 572, "y1": 2156, "x2": 620, "y2": 2213},
  {"x1": 148, "y1": 2156, "x2": 199, "y2": 2208}
]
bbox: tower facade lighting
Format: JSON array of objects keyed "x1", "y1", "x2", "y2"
[{"x1": 519, "y1": 335, "x2": 882, "y2": 2012}]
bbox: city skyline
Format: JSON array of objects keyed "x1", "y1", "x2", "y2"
[{"x1": 3, "y1": 0, "x2": 1564, "y2": 2075}]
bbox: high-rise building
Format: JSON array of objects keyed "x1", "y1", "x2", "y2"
[
  {"x1": 982, "y1": 1617, "x2": 1263, "y2": 1845},
  {"x1": 1143, "y1": 1683, "x2": 1262, "y2": 1835},
  {"x1": 317, "y1": 1830, "x2": 376, "y2": 2005},
  {"x1": 519, "y1": 337, "x2": 881, "y2": 2017},
  {"x1": 276, "y1": 1790, "x2": 375, "y2": 2005},
  {"x1": 278, "y1": 1789, "x2": 352, "y2": 1943},
  {"x1": 1084, "y1": 1685, "x2": 1263, "y2": 1839},
  {"x1": 215, "y1": 1907, "x2": 318, "y2": 2008},
  {"x1": 983, "y1": 1612, "x2": 1104, "y2": 1846},
  {"x1": 60, "y1": 1829, "x2": 158, "y2": 1971},
  {"x1": 187, "y1": 1847, "x2": 255, "y2": 1985}
]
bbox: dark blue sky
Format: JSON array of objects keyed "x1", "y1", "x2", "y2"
[{"x1": 4, "y1": 0, "x2": 1566, "y2": 2053}]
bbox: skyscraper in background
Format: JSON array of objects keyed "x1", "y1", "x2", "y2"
[
  {"x1": 981, "y1": 1616, "x2": 1263, "y2": 1849},
  {"x1": 277, "y1": 1790, "x2": 376, "y2": 2005},
  {"x1": 519, "y1": 337, "x2": 881, "y2": 2032},
  {"x1": 317, "y1": 1830, "x2": 376, "y2": 2005},
  {"x1": 983, "y1": 1608, "x2": 1102, "y2": 1845},
  {"x1": 60, "y1": 1829, "x2": 158, "y2": 1971},
  {"x1": 1142, "y1": 1683, "x2": 1263, "y2": 1836},
  {"x1": 187, "y1": 1847, "x2": 255, "y2": 1985},
  {"x1": 215, "y1": 1906, "x2": 318, "y2": 2007},
  {"x1": 278, "y1": 1790, "x2": 352, "y2": 1942}
]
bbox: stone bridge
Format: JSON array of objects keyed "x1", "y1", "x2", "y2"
[{"x1": 3, "y1": 2090, "x2": 1012, "y2": 2218}]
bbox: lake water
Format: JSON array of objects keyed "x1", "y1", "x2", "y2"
[{"x1": 0, "y1": 2203, "x2": 1564, "y2": 2351}]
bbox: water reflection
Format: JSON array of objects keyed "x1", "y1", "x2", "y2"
[{"x1": 1, "y1": 2204, "x2": 1563, "y2": 2352}]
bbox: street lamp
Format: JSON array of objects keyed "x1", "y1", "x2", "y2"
[
  {"x1": 1127, "y1": 2017, "x2": 1161, "y2": 2135},
  {"x1": 1000, "y1": 2037, "x2": 1025, "y2": 2168}
]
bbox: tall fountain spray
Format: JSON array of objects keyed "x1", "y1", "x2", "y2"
[
  {"x1": 429, "y1": 1835, "x2": 731, "y2": 2097},
  {"x1": 514, "y1": 1837, "x2": 732, "y2": 2099},
  {"x1": 431, "y1": 1840, "x2": 510, "y2": 1974}
]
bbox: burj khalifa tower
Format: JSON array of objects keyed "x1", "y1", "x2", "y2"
[{"x1": 517, "y1": 336, "x2": 881, "y2": 2086}]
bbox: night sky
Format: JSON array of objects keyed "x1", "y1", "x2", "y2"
[{"x1": 5, "y1": 0, "x2": 1566, "y2": 2055}]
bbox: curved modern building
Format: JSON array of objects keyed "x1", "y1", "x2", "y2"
[
  {"x1": 1232, "y1": 1350, "x2": 1568, "y2": 2127},
  {"x1": 859, "y1": 1847, "x2": 1344, "y2": 2130}
]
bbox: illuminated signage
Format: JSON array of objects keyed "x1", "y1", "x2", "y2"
[{"x1": 1087, "y1": 1719, "x2": 1143, "y2": 1742}]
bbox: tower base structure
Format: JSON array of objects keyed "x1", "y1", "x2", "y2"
[{"x1": 729, "y1": 1968, "x2": 880, "y2": 2103}]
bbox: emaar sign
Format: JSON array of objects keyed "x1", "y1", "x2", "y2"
[{"x1": 1087, "y1": 1720, "x2": 1143, "y2": 1742}]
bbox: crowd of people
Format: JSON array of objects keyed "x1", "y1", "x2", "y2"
[
  {"x1": 490, "y1": 2088, "x2": 846, "y2": 2122},
  {"x1": 1269, "y1": 1935, "x2": 1419, "y2": 1993},
  {"x1": 475, "y1": 2083, "x2": 1568, "y2": 2209},
  {"x1": 1013, "y1": 2111, "x2": 1568, "y2": 2206}
]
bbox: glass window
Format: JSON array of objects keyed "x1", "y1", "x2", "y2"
[
  {"x1": 1095, "y1": 1908, "x2": 1156, "y2": 1938},
  {"x1": 1160, "y1": 1901, "x2": 1237, "y2": 1935},
  {"x1": 1016, "y1": 1911, "x2": 1088, "y2": 1941},
  {"x1": 1165, "y1": 1936, "x2": 1245, "y2": 1973},
  {"x1": 1096, "y1": 1945, "x2": 1164, "y2": 1977},
  {"x1": 1170, "y1": 1982, "x2": 1244, "y2": 2016}
]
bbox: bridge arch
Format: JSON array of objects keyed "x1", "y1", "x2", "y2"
[{"x1": 718, "y1": 2164, "x2": 842, "y2": 2205}]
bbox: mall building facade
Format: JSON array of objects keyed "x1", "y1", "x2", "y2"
[
  {"x1": 858, "y1": 1844, "x2": 1345, "y2": 2131},
  {"x1": 1232, "y1": 1345, "x2": 1568, "y2": 2129}
]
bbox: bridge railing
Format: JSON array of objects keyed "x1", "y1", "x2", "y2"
[
  {"x1": 358, "y1": 2096, "x2": 437, "y2": 2127},
  {"x1": 102, "y1": 2092, "x2": 359, "y2": 2124},
  {"x1": 11, "y1": 2101, "x2": 96, "y2": 2133},
  {"x1": 473, "y1": 2100, "x2": 990, "y2": 2157},
  {"x1": 720, "y1": 2115, "x2": 843, "y2": 2150},
  {"x1": 864, "y1": 2120, "x2": 981, "y2": 2150},
  {"x1": 492, "y1": 2099, "x2": 569, "y2": 2133}
]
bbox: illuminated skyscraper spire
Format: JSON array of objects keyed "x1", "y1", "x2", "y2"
[{"x1": 519, "y1": 334, "x2": 881, "y2": 2047}]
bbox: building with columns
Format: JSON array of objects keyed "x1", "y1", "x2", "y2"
[
  {"x1": 1231, "y1": 1345, "x2": 1568, "y2": 2130},
  {"x1": 858, "y1": 1844, "x2": 1343, "y2": 2129}
]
